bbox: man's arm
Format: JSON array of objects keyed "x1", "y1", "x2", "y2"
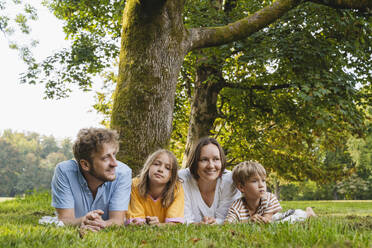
[
  {"x1": 56, "y1": 208, "x2": 83, "y2": 226},
  {"x1": 57, "y1": 208, "x2": 107, "y2": 231},
  {"x1": 105, "y1": 210, "x2": 126, "y2": 226}
]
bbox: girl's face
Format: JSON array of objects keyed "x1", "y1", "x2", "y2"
[
  {"x1": 148, "y1": 153, "x2": 172, "y2": 186},
  {"x1": 197, "y1": 143, "x2": 222, "y2": 182}
]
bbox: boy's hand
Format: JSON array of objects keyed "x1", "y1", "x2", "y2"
[
  {"x1": 146, "y1": 216, "x2": 160, "y2": 225},
  {"x1": 250, "y1": 214, "x2": 270, "y2": 224}
]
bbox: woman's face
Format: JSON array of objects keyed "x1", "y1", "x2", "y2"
[{"x1": 197, "y1": 143, "x2": 222, "y2": 182}]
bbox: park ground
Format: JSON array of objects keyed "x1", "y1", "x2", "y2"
[{"x1": 0, "y1": 192, "x2": 371, "y2": 247}]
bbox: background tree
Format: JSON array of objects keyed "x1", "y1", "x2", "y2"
[
  {"x1": 22, "y1": 0, "x2": 372, "y2": 175},
  {"x1": 0, "y1": 130, "x2": 73, "y2": 196}
]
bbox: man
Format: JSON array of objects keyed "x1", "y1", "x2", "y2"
[{"x1": 51, "y1": 128, "x2": 132, "y2": 231}]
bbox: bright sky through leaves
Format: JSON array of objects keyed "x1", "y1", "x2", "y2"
[{"x1": 0, "y1": 0, "x2": 103, "y2": 139}]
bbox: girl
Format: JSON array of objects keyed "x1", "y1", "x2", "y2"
[{"x1": 126, "y1": 149, "x2": 184, "y2": 225}]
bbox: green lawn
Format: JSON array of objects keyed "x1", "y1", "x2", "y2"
[
  {"x1": 0, "y1": 197, "x2": 14, "y2": 203},
  {"x1": 1, "y1": 192, "x2": 371, "y2": 247}
]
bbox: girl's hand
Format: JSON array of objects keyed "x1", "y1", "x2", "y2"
[
  {"x1": 146, "y1": 216, "x2": 160, "y2": 225},
  {"x1": 131, "y1": 218, "x2": 145, "y2": 225},
  {"x1": 202, "y1": 216, "x2": 216, "y2": 225}
]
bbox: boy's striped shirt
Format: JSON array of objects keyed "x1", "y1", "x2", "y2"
[{"x1": 225, "y1": 192, "x2": 282, "y2": 223}]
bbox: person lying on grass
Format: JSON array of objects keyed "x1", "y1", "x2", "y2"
[
  {"x1": 126, "y1": 149, "x2": 184, "y2": 226},
  {"x1": 51, "y1": 128, "x2": 132, "y2": 231},
  {"x1": 225, "y1": 161, "x2": 316, "y2": 224},
  {"x1": 179, "y1": 137, "x2": 240, "y2": 225}
]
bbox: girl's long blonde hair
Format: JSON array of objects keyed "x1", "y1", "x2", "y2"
[{"x1": 137, "y1": 149, "x2": 180, "y2": 208}]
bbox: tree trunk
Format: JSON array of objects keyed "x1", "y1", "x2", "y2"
[
  {"x1": 111, "y1": 0, "x2": 371, "y2": 174},
  {"x1": 182, "y1": 64, "x2": 225, "y2": 166},
  {"x1": 111, "y1": 0, "x2": 188, "y2": 174}
]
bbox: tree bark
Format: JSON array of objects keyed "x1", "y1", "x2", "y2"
[
  {"x1": 182, "y1": 63, "x2": 225, "y2": 166},
  {"x1": 111, "y1": 0, "x2": 188, "y2": 174},
  {"x1": 112, "y1": 0, "x2": 371, "y2": 173}
]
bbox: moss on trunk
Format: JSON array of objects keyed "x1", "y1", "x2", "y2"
[{"x1": 111, "y1": 0, "x2": 187, "y2": 174}]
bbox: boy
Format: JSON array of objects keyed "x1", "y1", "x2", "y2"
[{"x1": 225, "y1": 161, "x2": 315, "y2": 224}]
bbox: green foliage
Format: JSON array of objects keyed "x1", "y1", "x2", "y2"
[
  {"x1": 13, "y1": 0, "x2": 372, "y2": 182},
  {"x1": 173, "y1": 1, "x2": 372, "y2": 182},
  {"x1": 0, "y1": 0, "x2": 38, "y2": 64},
  {"x1": 20, "y1": 0, "x2": 125, "y2": 98},
  {"x1": 0, "y1": 130, "x2": 73, "y2": 197},
  {"x1": 1, "y1": 192, "x2": 372, "y2": 247}
]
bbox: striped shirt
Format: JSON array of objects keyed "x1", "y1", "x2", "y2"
[{"x1": 225, "y1": 192, "x2": 282, "y2": 223}]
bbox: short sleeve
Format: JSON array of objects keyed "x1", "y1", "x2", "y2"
[
  {"x1": 225, "y1": 202, "x2": 239, "y2": 223},
  {"x1": 264, "y1": 193, "x2": 282, "y2": 214},
  {"x1": 109, "y1": 165, "x2": 132, "y2": 211},
  {"x1": 215, "y1": 172, "x2": 241, "y2": 224},
  {"x1": 165, "y1": 183, "x2": 184, "y2": 223},
  {"x1": 51, "y1": 165, "x2": 74, "y2": 209},
  {"x1": 126, "y1": 183, "x2": 146, "y2": 224}
]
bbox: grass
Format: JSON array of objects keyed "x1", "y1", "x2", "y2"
[
  {"x1": 0, "y1": 198, "x2": 15, "y2": 203},
  {"x1": 1, "y1": 192, "x2": 371, "y2": 247}
]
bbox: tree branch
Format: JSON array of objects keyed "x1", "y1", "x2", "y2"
[
  {"x1": 187, "y1": 0, "x2": 372, "y2": 51},
  {"x1": 224, "y1": 82, "x2": 293, "y2": 92},
  {"x1": 188, "y1": 0, "x2": 303, "y2": 50},
  {"x1": 309, "y1": 0, "x2": 372, "y2": 11}
]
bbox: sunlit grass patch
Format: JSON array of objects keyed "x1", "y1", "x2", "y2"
[
  {"x1": 0, "y1": 198, "x2": 15, "y2": 203},
  {"x1": 281, "y1": 200, "x2": 372, "y2": 216},
  {"x1": 1, "y1": 193, "x2": 371, "y2": 247}
]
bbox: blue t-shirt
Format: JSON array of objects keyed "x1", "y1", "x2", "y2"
[{"x1": 51, "y1": 160, "x2": 132, "y2": 220}]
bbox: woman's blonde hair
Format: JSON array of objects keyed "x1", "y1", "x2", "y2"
[
  {"x1": 137, "y1": 149, "x2": 180, "y2": 208},
  {"x1": 232, "y1": 161, "x2": 266, "y2": 187}
]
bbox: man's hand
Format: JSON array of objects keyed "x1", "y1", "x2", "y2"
[
  {"x1": 80, "y1": 210, "x2": 106, "y2": 232},
  {"x1": 202, "y1": 216, "x2": 217, "y2": 225},
  {"x1": 146, "y1": 216, "x2": 160, "y2": 226}
]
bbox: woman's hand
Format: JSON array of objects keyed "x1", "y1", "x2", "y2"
[{"x1": 202, "y1": 216, "x2": 217, "y2": 225}]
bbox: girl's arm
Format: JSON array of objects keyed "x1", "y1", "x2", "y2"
[
  {"x1": 126, "y1": 182, "x2": 146, "y2": 225},
  {"x1": 165, "y1": 184, "x2": 185, "y2": 224}
]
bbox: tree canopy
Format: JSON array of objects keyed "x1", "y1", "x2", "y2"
[
  {"x1": 17, "y1": 0, "x2": 372, "y2": 178},
  {"x1": 0, "y1": 130, "x2": 73, "y2": 196}
]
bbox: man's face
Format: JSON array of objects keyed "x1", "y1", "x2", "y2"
[{"x1": 87, "y1": 143, "x2": 118, "y2": 183}]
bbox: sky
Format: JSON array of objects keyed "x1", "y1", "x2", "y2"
[{"x1": 0, "y1": 1, "x2": 104, "y2": 140}]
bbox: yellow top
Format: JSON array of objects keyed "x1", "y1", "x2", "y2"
[{"x1": 126, "y1": 177, "x2": 184, "y2": 224}]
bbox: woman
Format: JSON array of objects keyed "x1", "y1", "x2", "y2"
[{"x1": 178, "y1": 137, "x2": 240, "y2": 224}]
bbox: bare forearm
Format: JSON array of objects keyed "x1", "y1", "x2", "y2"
[
  {"x1": 104, "y1": 218, "x2": 124, "y2": 227},
  {"x1": 58, "y1": 216, "x2": 84, "y2": 226}
]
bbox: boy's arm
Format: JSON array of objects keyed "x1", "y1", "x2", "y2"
[{"x1": 261, "y1": 212, "x2": 275, "y2": 223}]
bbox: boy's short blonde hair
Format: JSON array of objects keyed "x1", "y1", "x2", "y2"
[{"x1": 232, "y1": 161, "x2": 266, "y2": 187}]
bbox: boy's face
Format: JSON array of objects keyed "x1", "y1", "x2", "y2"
[{"x1": 237, "y1": 173, "x2": 267, "y2": 200}]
